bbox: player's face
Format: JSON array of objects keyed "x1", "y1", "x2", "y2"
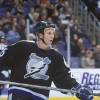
[{"x1": 43, "y1": 27, "x2": 55, "y2": 45}]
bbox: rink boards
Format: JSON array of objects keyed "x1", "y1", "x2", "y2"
[
  {"x1": 1, "y1": 69, "x2": 100, "y2": 100},
  {"x1": 49, "y1": 69, "x2": 100, "y2": 100}
]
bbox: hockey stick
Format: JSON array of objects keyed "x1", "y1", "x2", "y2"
[
  {"x1": 0, "y1": 80, "x2": 100, "y2": 96},
  {"x1": 0, "y1": 80, "x2": 71, "y2": 93}
]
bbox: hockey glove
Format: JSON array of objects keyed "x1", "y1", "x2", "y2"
[{"x1": 71, "y1": 84, "x2": 93, "y2": 100}]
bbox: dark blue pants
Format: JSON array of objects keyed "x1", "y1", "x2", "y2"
[
  {"x1": 8, "y1": 86, "x2": 48, "y2": 100},
  {"x1": 8, "y1": 93, "x2": 45, "y2": 100}
]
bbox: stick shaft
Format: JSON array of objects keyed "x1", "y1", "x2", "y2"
[
  {"x1": 0, "y1": 80, "x2": 100, "y2": 96},
  {"x1": 0, "y1": 80, "x2": 69, "y2": 93}
]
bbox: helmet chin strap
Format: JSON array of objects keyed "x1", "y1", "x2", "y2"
[
  {"x1": 40, "y1": 37, "x2": 52, "y2": 49},
  {"x1": 41, "y1": 38, "x2": 47, "y2": 45},
  {"x1": 38, "y1": 32, "x2": 52, "y2": 48}
]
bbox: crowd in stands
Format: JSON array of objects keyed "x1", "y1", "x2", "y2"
[{"x1": 0, "y1": 0, "x2": 100, "y2": 68}]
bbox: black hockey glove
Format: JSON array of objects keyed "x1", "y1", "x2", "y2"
[{"x1": 71, "y1": 84, "x2": 93, "y2": 100}]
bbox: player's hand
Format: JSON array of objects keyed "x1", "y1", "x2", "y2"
[{"x1": 76, "y1": 85, "x2": 93, "y2": 100}]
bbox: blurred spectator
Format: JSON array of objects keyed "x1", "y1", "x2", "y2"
[
  {"x1": 6, "y1": 29, "x2": 20, "y2": 45},
  {"x1": 6, "y1": 17, "x2": 21, "y2": 45},
  {"x1": 94, "y1": 44, "x2": 100, "y2": 68},
  {"x1": 71, "y1": 35, "x2": 82, "y2": 57},
  {"x1": 3, "y1": 22, "x2": 12, "y2": 34},
  {"x1": 15, "y1": 13, "x2": 26, "y2": 39},
  {"x1": 27, "y1": 33, "x2": 36, "y2": 41},
  {"x1": 70, "y1": 37, "x2": 82, "y2": 68},
  {"x1": 0, "y1": 26, "x2": 5, "y2": 40},
  {"x1": 81, "y1": 49, "x2": 95, "y2": 68}
]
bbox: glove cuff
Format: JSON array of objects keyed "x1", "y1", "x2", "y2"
[{"x1": 70, "y1": 83, "x2": 81, "y2": 94}]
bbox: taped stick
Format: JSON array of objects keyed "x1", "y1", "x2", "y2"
[{"x1": 0, "y1": 80, "x2": 100, "y2": 96}]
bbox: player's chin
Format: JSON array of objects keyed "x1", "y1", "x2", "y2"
[
  {"x1": 46, "y1": 42, "x2": 52, "y2": 47},
  {"x1": 47, "y1": 40, "x2": 52, "y2": 44},
  {"x1": 49, "y1": 40, "x2": 53, "y2": 45}
]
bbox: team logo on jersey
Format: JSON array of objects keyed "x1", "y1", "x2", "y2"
[
  {"x1": 24, "y1": 53, "x2": 51, "y2": 80},
  {"x1": 0, "y1": 44, "x2": 7, "y2": 57}
]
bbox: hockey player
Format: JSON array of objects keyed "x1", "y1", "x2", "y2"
[{"x1": 0, "y1": 21, "x2": 93, "y2": 100}]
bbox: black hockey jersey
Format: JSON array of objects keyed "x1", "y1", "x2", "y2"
[{"x1": 0, "y1": 40, "x2": 78, "y2": 98}]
